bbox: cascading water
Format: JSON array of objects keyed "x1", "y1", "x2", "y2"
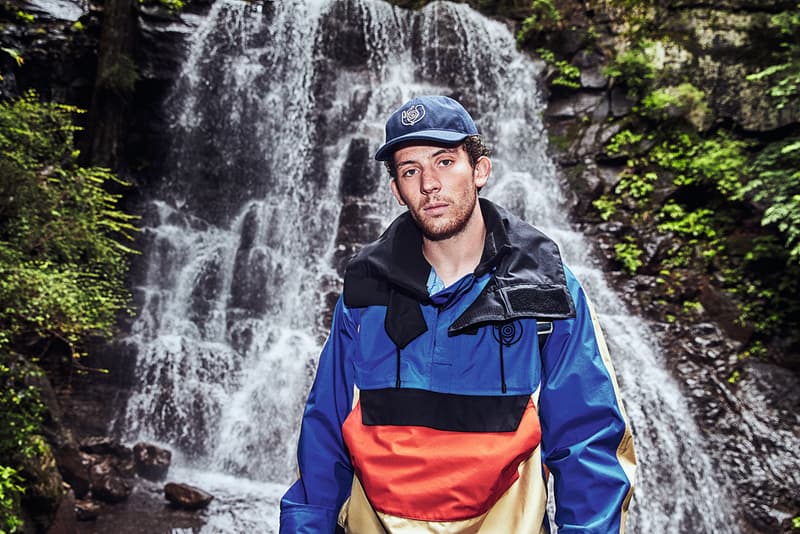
[{"x1": 120, "y1": 0, "x2": 739, "y2": 531}]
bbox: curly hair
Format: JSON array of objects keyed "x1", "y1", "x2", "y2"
[{"x1": 383, "y1": 135, "x2": 491, "y2": 179}]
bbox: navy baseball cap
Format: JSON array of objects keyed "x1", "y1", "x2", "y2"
[{"x1": 374, "y1": 95, "x2": 480, "y2": 161}]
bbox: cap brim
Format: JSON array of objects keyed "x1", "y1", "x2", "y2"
[{"x1": 374, "y1": 130, "x2": 471, "y2": 161}]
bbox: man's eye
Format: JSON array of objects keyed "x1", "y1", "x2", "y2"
[
  {"x1": 401, "y1": 168, "x2": 417, "y2": 178},
  {"x1": 439, "y1": 159, "x2": 454, "y2": 167}
]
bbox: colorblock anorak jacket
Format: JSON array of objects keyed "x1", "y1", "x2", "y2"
[{"x1": 280, "y1": 199, "x2": 636, "y2": 533}]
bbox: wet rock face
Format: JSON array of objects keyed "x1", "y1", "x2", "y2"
[
  {"x1": 48, "y1": 488, "x2": 78, "y2": 534},
  {"x1": 718, "y1": 362, "x2": 800, "y2": 530},
  {"x1": 0, "y1": 0, "x2": 100, "y2": 106},
  {"x1": 54, "y1": 445, "x2": 91, "y2": 499},
  {"x1": 318, "y1": 0, "x2": 370, "y2": 68},
  {"x1": 532, "y1": 1, "x2": 800, "y2": 531},
  {"x1": 17, "y1": 440, "x2": 67, "y2": 533},
  {"x1": 340, "y1": 138, "x2": 381, "y2": 199},
  {"x1": 512, "y1": 1, "x2": 800, "y2": 532},
  {"x1": 655, "y1": 7, "x2": 800, "y2": 131}
]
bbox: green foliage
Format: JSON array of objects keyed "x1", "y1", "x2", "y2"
[
  {"x1": 14, "y1": 9, "x2": 34, "y2": 23},
  {"x1": 658, "y1": 201, "x2": 716, "y2": 240},
  {"x1": 536, "y1": 48, "x2": 581, "y2": 89},
  {"x1": 602, "y1": 40, "x2": 657, "y2": 98},
  {"x1": 640, "y1": 83, "x2": 709, "y2": 128},
  {"x1": 731, "y1": 237, "x2": 800, "y2": 338},
  {"x1": 0, "y1": 356, "x2": 45, "y2": 459},
  {"x1": 0, "y1": 353, "x2": 45, "y2": 534},
  {"x1": 516, "y1": 0, "x2": 561, "y2": 46},
  {"x1": 0, "y1": 465, "x2": 25, "y2": 534},
  {"x1": 615, "y1": 170, "x2": 656, "y2": 200},
  {"x1": 599, "y1": 5, "x2": 800, "y2": 358},
  {"x1": 605, "y1": 129, "x2": 644, "y2": 156},
  {"x1": 735, "y1": 280, "x2": 783, "y2": 335},
  {"x1": 0, "y1": 48, "x2": 23, "y2": 68},
  {"x1": 648, "y1": 131, "x2": 748, "y2": 196},
  {"x1": 592, "y1": 196, "x2": 618, "y2": 221},
  {"x1": 656, "y1": 200, "x2": 722, "y2": 267},
  {"x1": 738, "y1": 340, "x2": 766, "y2": 361},
  {"x1": 746, "y1": 6, "x2": 800, "y2": 111},
  {"x1": 0, "y1": 90, "x2": 137, "y2": 534},
  {"x1": 746, "y1": 137, "x2": 800, "y2": 261},
  {"x1": 792, "y1": 515, "x2": 800, "y2": 529},
  {"x1": 0, "y1": 91, "x2": 138, "y2": 357},
  {"x1": 682, "y1": 300, "x2": 703, "y2": 314},
  {"x1": 686, "y1": 134, "x2": 748, "y2": 196},
  {"x1": 614, "y1": 238, "x2": 644, "y2": 274}
]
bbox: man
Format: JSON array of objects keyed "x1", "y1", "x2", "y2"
[{"x1": 280, "y1": 95, "x2": 636, "y2": 533}]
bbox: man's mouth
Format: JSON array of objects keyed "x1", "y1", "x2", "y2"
[{"x1": 423, "y1": 201, "x2": 449, "y2": 215}]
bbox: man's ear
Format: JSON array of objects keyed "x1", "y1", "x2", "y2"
[
  {"x1": 473, "y1": 156, "x2": 491, "y2": 189},
  {"x1": 390, "y1": 179, "x2": 406, "y2": 206}
]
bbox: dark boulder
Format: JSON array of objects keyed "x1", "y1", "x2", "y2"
[
  {"x1": 74, "y1": 498, "x2": 104, "y2": 521},
  {"x1": 164, "y1": 482, "x2": 214, "y2": 510},
  {"x1": 54, "y1": 444, "x2": 91, "y2": 498},
  {"x1": 133, "y1": 442, "x2": 172, "y2": 481},
  {"x1": 89, "y1": 458, "x2": 133, "y2": 503},
  {"x1": 78, "y1": 436, "x2": 130, "y2": 457}
]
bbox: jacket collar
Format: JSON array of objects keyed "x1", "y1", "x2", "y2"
[{"x1": 343, "y1": 198, "x2": 575, "y2": 347}]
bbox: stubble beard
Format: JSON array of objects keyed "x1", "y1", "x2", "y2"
[{"x1": 408, "y1": 186, "x2": 479, "y2": 242}]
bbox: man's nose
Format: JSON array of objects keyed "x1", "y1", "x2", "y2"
[{"x1": 420, "y1": 168, "x2": 441, "y2": 194}]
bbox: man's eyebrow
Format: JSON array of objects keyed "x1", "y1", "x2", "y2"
[{"x1": 396, "y1": 148, "x2": 457, "y2": 167}]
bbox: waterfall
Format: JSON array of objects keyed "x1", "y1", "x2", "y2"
[{"x1": 120, "y1": 0, "x2": 738, "y2": 531}]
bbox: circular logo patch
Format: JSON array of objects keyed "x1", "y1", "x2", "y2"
[
  {"x1": 401, "y1": 104, "x2": 426, "y2": 126},
  {"x1": 493, "y1": 321, "x2": 523, "y2": 346}
]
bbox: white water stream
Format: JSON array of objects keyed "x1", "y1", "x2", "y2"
[{"x1": 119, "y1": 1, "x2": 737, "y2": 531}]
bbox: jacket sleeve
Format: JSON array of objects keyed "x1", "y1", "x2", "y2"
[
  {"x1": 279, "y1": 296, "x2": 358, "y2": 533},
  {"x1": 538, "y1": 267, "x2": 637, "y2": 533}
]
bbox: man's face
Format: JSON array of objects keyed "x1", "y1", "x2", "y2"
[{"x1": 390, "y1": 143, "x2": 490, "y2": 241}]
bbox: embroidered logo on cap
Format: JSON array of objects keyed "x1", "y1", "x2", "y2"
[{"x1": 401, "y1": 104, "x2": 426, "y2": 126}]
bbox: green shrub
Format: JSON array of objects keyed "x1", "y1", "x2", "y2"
[
  {"x1": 536, "y1": 48, "x2": 581, "y2": 89},
  {"x1": 615, "y1": 170, "x2": 657, "y2": 200},
  {"x1": 0, "y1": 91, "x2": 138, "y2": 355},
  {"x1": 0, "y1": 90, "x2": 137, "y2": 533},
  {"x1": 746, "y1": 138, "x2": 800, "y2": 261},
  {"x1": 0, "y1": 353, "x2": 46, "y2": 534},
  {"x1": 602, "y1": 40, "x2": 657, "y2": 98},
  {"x1": 614, "y1": 239, "x2": 644, "y2": 274},
  {"x1": 0, "y1": 465, "x2": 25, "y2": 534},
  {"x1": 516, "y1": 0, "x2": 561, "y2": 46},
  {"x1": 746, "y1": 6, "x2": 800, "y2": 111},
  {"x1": 605, "y1": 129, "x2": 645, "y2": 156},
  {"x1": 640, "y1": 83, "x2": 709, "y2": 128},
  {"x1": 592, "y1": 196, "x2": 618, "y2": 221}
]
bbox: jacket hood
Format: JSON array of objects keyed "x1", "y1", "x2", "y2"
[{"x1": 343, "y1": 198, "x2": 575, "y2": 347}]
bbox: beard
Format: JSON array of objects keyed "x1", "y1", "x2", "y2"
[{"x1": 406, "y1": 185, "x2": 479, "y2": 242}]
